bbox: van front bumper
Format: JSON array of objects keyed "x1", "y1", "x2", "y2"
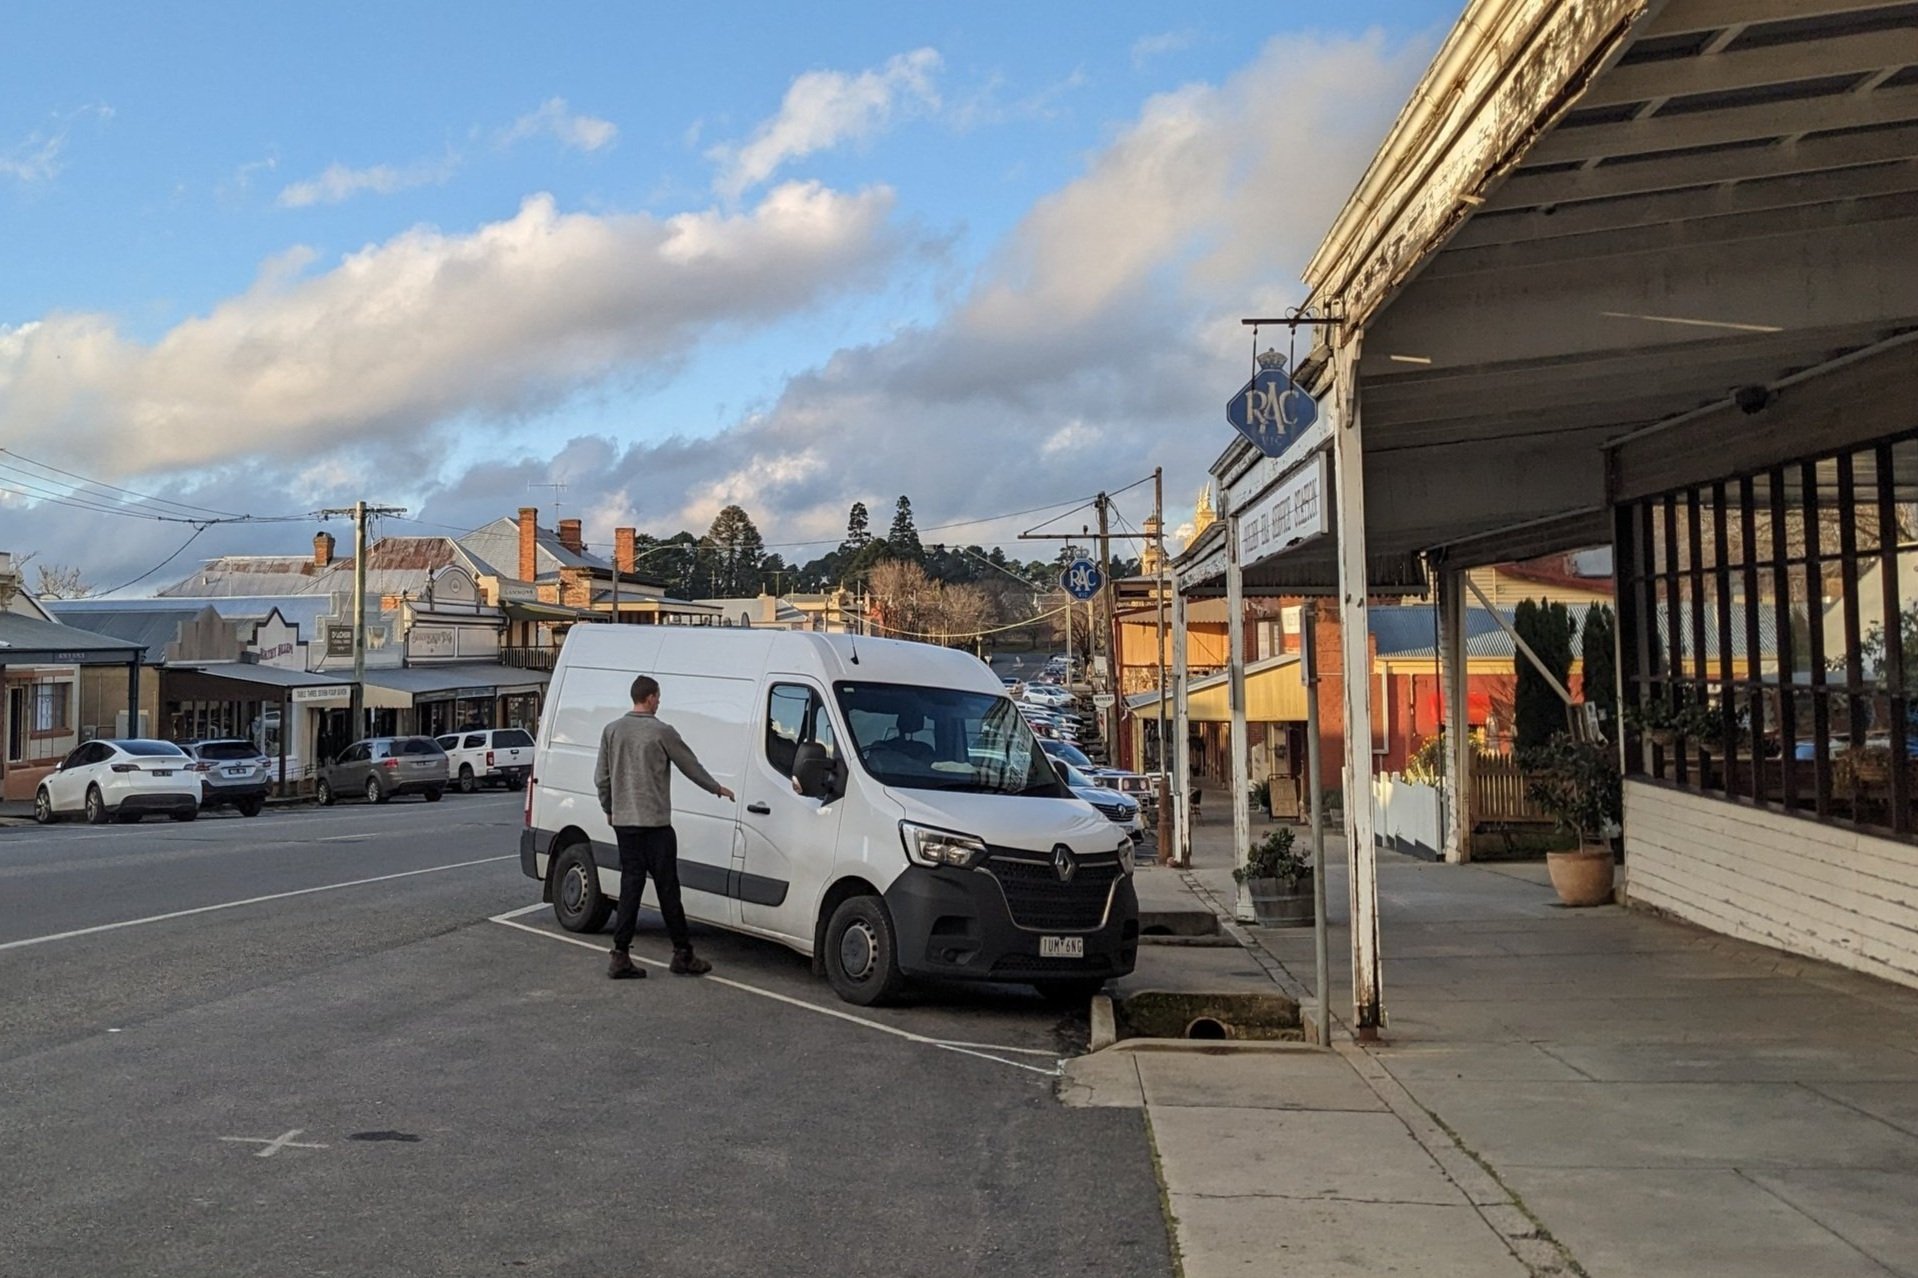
[{"x1": 883, "y1": 856, "x2": 1139, "y2": 984}]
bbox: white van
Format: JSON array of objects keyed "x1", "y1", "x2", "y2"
[{"x1": 519, "y1": 626, "x2": 1139, "y2": 1006}]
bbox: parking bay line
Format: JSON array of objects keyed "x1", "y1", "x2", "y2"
[
  {"x1": 0, "y1": 855, "x2": 517, "y2": 953},
  {"x1": 489, "y1": 914, "x2": 1063, "y2": 1077}
]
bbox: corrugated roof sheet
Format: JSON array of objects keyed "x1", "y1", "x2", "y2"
[{"x1": 42, "y1": 602, "x2": 209, "y2": 656}]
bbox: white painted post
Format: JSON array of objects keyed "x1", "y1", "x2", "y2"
[
  {"x1": 1173, "y1": 585, "x2": 1193, "y2": 867},
  {"x1": 1438, "y1": 567, "x2": 1473, "y2": 864},
  {"x1": 1227, "y1": 511, "x2": 1253, "y2": 922},
  {"x1": 1332, "y1": 336, "x2": 1384, "y2": 1038}
]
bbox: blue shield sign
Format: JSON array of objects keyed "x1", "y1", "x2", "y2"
[
  {"x1": 1061, "y1": 559, "x2": 1103, "y2": 601},
  {"x1": 1226, "y1": 367, "x2": 1318, "y2": 458}
]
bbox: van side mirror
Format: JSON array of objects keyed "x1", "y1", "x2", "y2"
[{"x1": 793, "y1": 743, "x2": 836, "y2": 801}]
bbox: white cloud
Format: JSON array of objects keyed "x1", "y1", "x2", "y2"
[
  {"x1": 0, "y1": 103, "x2": 112, "y2": 184},
  {"x1": 0, "y1": 182, "x2": 906, "y2": 479},
  {"x1": 497, "y1": 97, "x2": 619, "y2": 152},
  {"x1": 276, "y1": 154, "x2": 459, "y2": 207},
  {"x1": 1132, "y1": 30, "x2": 1197, "y2": 68},
  {"x1": 710, "y1": 48, "x2": 941, "y2": 198}
]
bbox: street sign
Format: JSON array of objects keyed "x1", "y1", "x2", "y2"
[
  {"x1": 1061, "y1": 558, "x2": 1104, "y2": 601},
  {"x1": 1092, "y1": 693, "x2": 1117, "y2": 710},
  {"x1": 1226, "y1": 356, "x2": 1318, "y2": 458}
]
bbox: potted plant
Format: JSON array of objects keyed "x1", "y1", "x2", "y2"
[
  {"x1": 1233, "y1": 826, "x2": 1313, "y2": 927},
  {"x1": 1522, "y1": 734, "x2": 1622, "y2": 907}
]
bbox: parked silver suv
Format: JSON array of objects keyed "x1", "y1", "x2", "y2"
[
  {"x1": 179, "y1": 738, "x2": 270, "y2": 817},
  {"x1": 316, "y1": 736, "x2": 449, "y2": 806}
]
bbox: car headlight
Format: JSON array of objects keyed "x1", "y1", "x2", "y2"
[
  {"x1": 900, "y1": 822, "x2": 988, "y2": 869},
  {"x1": 1114, "y1": 838, "x2": 1134, "y2": 872}
]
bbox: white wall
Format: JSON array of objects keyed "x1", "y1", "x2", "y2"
[{"x1": 1625, "y1": 781, "x2": 1918, "y2": 990}]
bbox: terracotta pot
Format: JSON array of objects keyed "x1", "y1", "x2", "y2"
[{"x1": 1546, "y1": 845, "x2": 1616, "y2": 907}]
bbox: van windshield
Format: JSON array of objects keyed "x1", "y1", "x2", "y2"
[{"x1": 834, "y1": 682, "x2": 1069, "y2": 797}]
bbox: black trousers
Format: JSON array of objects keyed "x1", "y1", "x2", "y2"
[{"x1": 611, "y1": 825, "x2": 692, "y2": 954}]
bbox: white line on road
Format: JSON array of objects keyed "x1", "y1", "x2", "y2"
[
  {"x1": 220, "y1": 1129, "x2": 328, "y2": 1158},
  {"x1": 0, "y1": 855, "x2": 516, "y2": 953},
  {"x1": 489, "y1": 914, "x2": 1063, "y2": 1077},
  {"x1": 493, "y1": 902, "x2": 547, "y2": 920}
]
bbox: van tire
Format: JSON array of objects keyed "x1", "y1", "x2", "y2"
[
  {"x1": 552, "y1": 843, "x2": 612, "y2": 934},
  {"x1": 823, "y1": 896, "x2": 907, "y2": 1007}
]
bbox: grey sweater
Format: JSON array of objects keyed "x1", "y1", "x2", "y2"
[{"x1": 594, "y1": 712, "x2": 724, "y2": 827}]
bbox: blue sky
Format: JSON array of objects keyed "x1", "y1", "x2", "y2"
[{"x1": 0, "y1": 1, "x2": 1461, "y2": 587}]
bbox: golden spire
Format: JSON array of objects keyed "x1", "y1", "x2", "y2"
[{"x1": 1193, "y1": 486, "x2": 1217, "y2": 535}]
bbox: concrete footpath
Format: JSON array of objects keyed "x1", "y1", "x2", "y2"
[{"x1": 1068, "y1": 813, "x2": 1918, "y2": 1277}]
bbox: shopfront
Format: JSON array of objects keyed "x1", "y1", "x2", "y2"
[
  {"x1": 362, "y1": 664, "x2": 552, "y2": 738},
  {"x1": 162, "y1": 664, "x2": 355, "y2": 790}
]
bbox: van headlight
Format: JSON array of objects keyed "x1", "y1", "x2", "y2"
[
  {"x1": 1114, "y1": 840, "x2": 1134, "y2": 873},
  {"x1": 901, "y1": 822, "x2": 988, "y2": 868}
]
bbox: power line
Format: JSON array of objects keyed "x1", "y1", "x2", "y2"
[
  {"x1": 0, "y1": 448, "x2": 247, "y2": 519},
  {"x1": 94, "y1": 525, "x2": 211, "y2": 595}
]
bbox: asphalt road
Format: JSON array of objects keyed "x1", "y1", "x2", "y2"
[{"x1": 0, "y1": 793, "x2": 1171, "y2": 1278}]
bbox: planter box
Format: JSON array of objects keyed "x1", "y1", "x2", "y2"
[{"x1": 1245, "y1": 876, "x2": 1314, "y2": 928}]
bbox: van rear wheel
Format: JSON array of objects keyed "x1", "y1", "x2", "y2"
[
  {"x1": 823, "y1": 896, "x2": 907, "y2": 1007},
  {"x1": 552, "y1": 843, "x2": 612, "y2": 934}
]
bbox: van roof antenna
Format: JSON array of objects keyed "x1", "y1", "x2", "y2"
[{"x1": 847, "y1": 627, "x2": 861, "y2": 665}]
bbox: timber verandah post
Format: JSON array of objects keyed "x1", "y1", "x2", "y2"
[{"x1": 1332, "y1": 334, "x2": 1384, "y2": 1039}]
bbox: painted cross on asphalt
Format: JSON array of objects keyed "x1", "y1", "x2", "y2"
[{"x1": 219, "y1": 1129, "x2": 328, "y2": 1158}]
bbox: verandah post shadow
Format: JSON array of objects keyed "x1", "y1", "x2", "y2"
[
  {"x1": 1686, "y1": 490, "x2": 1709, "y2": 788},
  {"x1": 1663, "y1": 494, "x2": 1684, "y2": 785},
  {"x1": 1802, "y1": 460, "x2": 1831, "y2": 819},
  {"x1": 1713, "y1": 481, "x2": 1735, "y2": 797},
  {"x1": 1768, "y1": 467, "x2": 1798, "y2": 813},
  {"x1": 1877, "y1": 442, "x2": 1909, "y2": 835},
  {"x1": 1739, "y1": 475, "x2": 1765, "y2": 807}
]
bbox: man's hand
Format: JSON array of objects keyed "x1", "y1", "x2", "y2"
[{"x1": 715, "y1": 785, "x2": 736, "y2": 802}]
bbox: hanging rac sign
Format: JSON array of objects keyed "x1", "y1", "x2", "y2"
[{"x1": 1226, "y1": 355, "x2": 1319, "y2": 458}]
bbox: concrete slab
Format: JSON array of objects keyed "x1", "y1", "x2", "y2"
[
  {"x1": 1115, "y1": 939, "x2": 1279, "y2": 997},
  {"x1": 1135, "y1": 1051, "x2": 1385, "y2": 1113},
  {"x1": 1746, "y1": 1169, "x2": 1918, "y2": 1276},
  {"x1": 1804, "y1": 1082, "x2": 1918, "y2": 1138},
  {"x1": 1056, "y1": 1051, "x2": 1143, "y2": 1109},
  {"x1": 1412, "y1": 1080, "x2": 1918, "y2": 1171},
  {"x1": 1166, "y1": 1194, "x2": 1529, "y2": 1278},
  {"x1": 1149, "y1": 1106, "x2": 1466, "y2": 1205},
  {"x1": 1371, "y1": 1042, "x2": 1590, "y2": 1083},
  {"x1": 1543, "y1": 1041, "x2": 1918, "y2": 1085},
  {"x1": 1509, "y1": 1167, "x2": 1903, "y2": 1278}
]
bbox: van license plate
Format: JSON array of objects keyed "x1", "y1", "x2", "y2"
[{"x1": 1040, "y1": 936, "x2": 1083, "y2": 958}]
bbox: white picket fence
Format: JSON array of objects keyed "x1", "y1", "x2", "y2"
[{"x1": 1372, "y1": 773, "x2": 1444, "y2": 860}]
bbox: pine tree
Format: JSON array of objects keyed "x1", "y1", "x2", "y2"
[
  {"x1": 1580, "y1": 604, "x2": 1618, "y2": 743},
  {"x1": 1514, "y1": 599, "x2": 1576, "y2": 755},
  {"x1": 888, "y1": 495, "x2": 923, "y2": 562},
  {"x1": 844, "y1": 502, "x2": 872, "y2": 551},
  {"x1": 705, "y1": 505, "x2": 766, "y2": 597}
]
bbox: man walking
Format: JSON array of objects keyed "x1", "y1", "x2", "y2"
[{"x1": 595, "y1": 674, "x2": 735, "y2": 980}]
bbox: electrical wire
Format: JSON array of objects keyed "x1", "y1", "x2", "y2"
[
  {"x1": 865, "y1": 601, "x2": 1073, "y2": 643},
  {"x1": 0, "y1": 448, "x2": 246, "y2": 519},
  {"x1": 92, "y1": 524, "x2": 211, "y2": 595}
]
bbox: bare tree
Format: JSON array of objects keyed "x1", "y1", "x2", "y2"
[{"x1": 34, "y1": 563, "x2": 91, "y2": 599}]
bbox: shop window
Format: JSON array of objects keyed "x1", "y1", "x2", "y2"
[
  {"x1": 1620, "y1": 434, "x2": 1918, "y2": 835},
  {"x1": 32, "y1": 683, "x2": 70, "y2": 734}
]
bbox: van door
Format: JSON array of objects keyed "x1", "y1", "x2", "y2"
[{"x1": 738, "y1": 680, "x2": 844, "y2": 944}]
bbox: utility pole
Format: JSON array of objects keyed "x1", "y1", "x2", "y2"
[
  {"x1": 319, "y1": 501, "x2": 407, "y2": 739},
  {"x1": 1095, "y1": 492, "x2": 1119, "y2": 763},
  {"x1": 1153, "y1": 468, "x2": 1171, "y2": 854}
]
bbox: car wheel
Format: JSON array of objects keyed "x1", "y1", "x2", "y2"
[
  {"x1": 423, "y1": 787, "x2": 443, "y2": 802},
  {"x1": 458, "y1": 765, "x2": 476, "y2": 795},
  {"x1": 237, "y1": 797, "x2": 264, "y2": 818},
  {"x1": 170, "y1": 809, "x2": 198, "y2": 823},
  {"x1": 1032, "y1": 978, "x2": 1107, "y2": 1008},
  {"x1": 551, "y1": 843, "x2": 612, "y2": 933},
  {"x1": 33, "y1": 788, "x2": 55, "y2": 825},
  {"x1": 366, "y1": 776, "x2": 388, "y2": 805},
  {"x1": 85, "y1": 786, "x2": 110, "y2": 826},
  {"x1": 823, "y1": 895, "x2": 907, "y2": 1007},
  {"x1": 316, "y1": 778, "x2": 335, "y2": 806}
]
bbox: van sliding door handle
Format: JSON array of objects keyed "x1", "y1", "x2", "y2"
[{"x1": 745, "y1": 802, "x2": 772, "y2": 815}]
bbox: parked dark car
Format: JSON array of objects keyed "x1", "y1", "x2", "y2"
[
  {"x1": 316, "y1": 736, "x2": 449, "y2": 805},
  {"x1": 179, "y1": 738, "x2": 271, "y2": 816}
]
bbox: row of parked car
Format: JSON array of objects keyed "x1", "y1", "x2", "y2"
[{"x1": 31, "y1": 728, "x2": 536, "y2": 825}]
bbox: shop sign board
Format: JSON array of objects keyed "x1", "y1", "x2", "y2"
[{"x1": 1237, "y1": 452, "x2": 1329, "y2": 569}]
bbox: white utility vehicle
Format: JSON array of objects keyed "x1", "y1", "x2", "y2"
[
  {"x1": 435, "y1": 727, "x2": 535, "y2": 793},
  {"x1": 520, "y1": 627, "x2": 1139, "y2": 1005}
]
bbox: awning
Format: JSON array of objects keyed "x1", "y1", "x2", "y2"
[
  {"x1": 361, "y1": 662, "x2": 552, "y2": 709},
  {"x1": 1128, "y1": 653, "x2": 1309, "y2": 724},
  {"x1": 0, "y1": 612, "x2": 146, "y2": 666},
  {"x1": 502, "y1": 600, "x2": 591, "y2": 623},
  {"x1": 167, "y1": 663, "x2": 357, "y2": 706}
]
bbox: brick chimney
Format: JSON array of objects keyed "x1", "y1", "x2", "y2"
[
  {"x1": 614, "y1": 527, "x2": 637, "y2": 576},
  {"x1": 557, "y1": 519, "x2": 584, "y2": 555},
  {"x1": 313, "y1": 531, "x2": 335, "y2": 568},
  {"x1": 518, "y1": 507, "x2": 538, "y2": 582}
]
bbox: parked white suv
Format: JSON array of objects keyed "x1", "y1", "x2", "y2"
[
  {"x1": 435, "y1": 727, "x2": 535, "y2": 793},
  {"x1": 34, "y1": 739, "x2": 201, "y2": 825}
]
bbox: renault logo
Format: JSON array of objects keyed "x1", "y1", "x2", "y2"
[{"x1": 1052, "y1": 844, "x2": 1076, "y2": 883}]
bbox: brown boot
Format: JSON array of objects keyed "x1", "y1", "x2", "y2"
[
  {"x1": 608, "y1": 950, "x2": 646, "y2": 980},
  {"x1": 669, "y1": 949, "x2": 711, "y2": 976}
]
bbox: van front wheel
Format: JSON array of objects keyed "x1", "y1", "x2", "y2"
[
  {"x1": 552, "y1": 843, "x2": 612, "y2": 934},
  {"x1": 824, "y1": 896, "x2": 907, "y2": 1007}
]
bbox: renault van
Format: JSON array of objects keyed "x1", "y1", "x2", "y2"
[{"x1": 519, "y1": 627, "x2": 1139, "y2": 1006}]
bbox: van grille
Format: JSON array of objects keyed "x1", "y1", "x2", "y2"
[{"x1": 982, "y1": 849, "x2": 1120, "y2": 932}]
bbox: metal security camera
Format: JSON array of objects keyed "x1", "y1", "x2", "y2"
[{"x1": 1733, "y1": 385, "x2": 1773, "y2": 415}]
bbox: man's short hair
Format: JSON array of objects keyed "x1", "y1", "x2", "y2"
[{"x1": 630, "y1": 674, "x2": 660, "y2": 705}]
